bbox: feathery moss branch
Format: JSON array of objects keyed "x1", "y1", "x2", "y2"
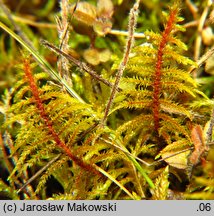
[
  {"x1": 153, "y1": 4, "x2": 179, "y2": 133},
  {"x1": 23, "y1": 57, "x2": 100, "y2": 175}
]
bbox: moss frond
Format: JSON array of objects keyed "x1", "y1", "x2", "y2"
[
  {"x1": 152, "y1": 166, "x2": 169, "y2": 200},
  {"x1": 5, "y1": 58, "x2": 151, "y2": 199},
  {"x1": 0, "y1": 179, "x2": 19, "y2": 200},
  {"x1": 1, "y1": 0, "x2": 213, "y2": 200},
  {"x1": 112, "y1": 3, "x2": 203, "y2": 144}
]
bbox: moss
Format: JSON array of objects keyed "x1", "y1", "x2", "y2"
[{"x1": 0, "y1": 0, "x2": 213, "y2": 200}]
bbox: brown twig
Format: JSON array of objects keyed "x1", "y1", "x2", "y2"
[
  {"x1": 17, "y1": 154, "x2": 62, "y2": 194},
  {"x1": 41, "y1": 39, "x2": 120, "y2": 91},
  {"x1": 101, "y1": 0, "x2": 140, "y2": 125}
]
